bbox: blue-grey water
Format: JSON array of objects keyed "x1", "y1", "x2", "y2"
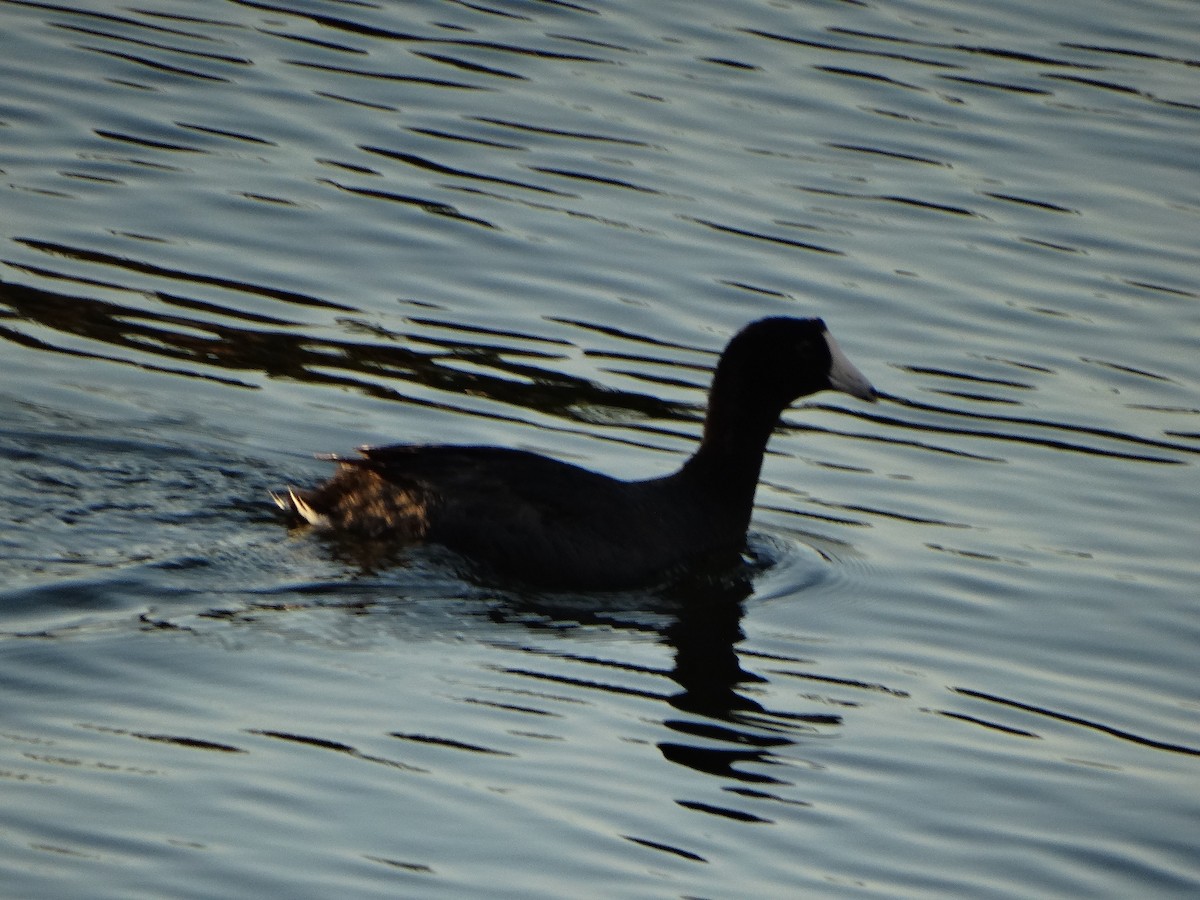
[{"x1": 2, "y1": 1, "x2": 1198, "y2": 897}]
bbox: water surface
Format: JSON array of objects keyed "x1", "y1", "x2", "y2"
[{"x1": 2, "y1": 1, "x2": 1198, "y2": 896}]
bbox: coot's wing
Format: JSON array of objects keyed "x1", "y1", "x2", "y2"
[
  {"x1": 354, "y1": 444, "x2": 608, "y2": 505},
  {"x1": 355, "y1": 445, "x2": 663, "y2": 586}
]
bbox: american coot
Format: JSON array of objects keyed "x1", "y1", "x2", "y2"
[{"x1": 273, "y1": 316, "x2": 876, "y2": 589}]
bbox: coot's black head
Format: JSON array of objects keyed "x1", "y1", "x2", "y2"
[{"x1": 713, "y1": 316, "x2": 876, "y2": 412}]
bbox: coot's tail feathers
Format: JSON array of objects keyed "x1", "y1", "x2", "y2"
[
  {"x1": 273, "y1": 449, "x2": 380, "y2": 526},
  {"x1": 271, "y1": 487, "x2": 328, "y2": 527}
]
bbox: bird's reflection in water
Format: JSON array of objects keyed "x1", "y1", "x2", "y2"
[
  {"x1": 658, "y1": 566, "x2": 840, "y2": 786},
  {"x1": 485, "y1": 551, "x2": 843, "y2": 787},
  {"x1": 322, "y1": 531, "x2": 843, "y2": 790}
]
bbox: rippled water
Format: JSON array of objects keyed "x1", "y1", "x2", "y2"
[{"x1": 2, "y1": 1, "x2": 1198, "y2": 896}]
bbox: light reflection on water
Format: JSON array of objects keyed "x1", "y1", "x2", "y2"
[{"x1": 2, "y1": 0, "x2": 1198, "y2": 896}]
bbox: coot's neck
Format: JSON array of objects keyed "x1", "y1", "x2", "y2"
[{"x1": 677, "y1": 386, "x2": 790, "y2": 531}]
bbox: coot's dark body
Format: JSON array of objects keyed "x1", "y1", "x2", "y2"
[{"x1": 274, "y1": 317, "x2": 876, "y2": 589}]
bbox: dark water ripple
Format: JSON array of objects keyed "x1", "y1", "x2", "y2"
[
  {"x1": 950, "y1": 688, "x2": 1200, "y2": 759},
  {"x1": 6, "y1": 265, "x2": 1187, "y2": 470}
]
